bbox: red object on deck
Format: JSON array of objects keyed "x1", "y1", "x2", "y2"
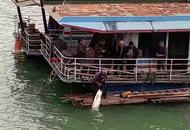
[
  {"x1": 14, "y1": 39, "x2": 23, "y2": 53},
  {"x1": 50, "y1": 57, "x2": 61, "y2": 63}
]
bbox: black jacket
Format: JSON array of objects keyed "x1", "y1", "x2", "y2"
[
  {"x1": 124, "y1": 46, "x2": 139, "y2": 58},
  {"x1": 111, "y1": 45, "x2": 126, "y2": 58}
]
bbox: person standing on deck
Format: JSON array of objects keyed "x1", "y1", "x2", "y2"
[
  {"x1": 92, "y1": 70, "x2": 107, "y2": 100},
  {"x1": 113, "y1": 40, "x2": 126, "y2": 71},
  {"x1": 156, "y1": 41, "x2": 167, "y2": 71},
  {"x1": 124, "y1": 41, "x2": 139, "y2": 72},
  {"x1": 77, "y1": 38, "x2": 87, "y2": 57},
  {"x1": 95, "y1": 39, "x2": 107, "y2": 58}
]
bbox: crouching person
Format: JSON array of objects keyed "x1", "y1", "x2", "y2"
[{"x1": 92, "y1": 70, "x2": 107, "y2": 100}]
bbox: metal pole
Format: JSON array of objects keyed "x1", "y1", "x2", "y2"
[
  {"x1": 74, "y1": 58, "x2": 76, "y2": 80},
  {"x1": 169, "y1": 59, "x2": 173, "y2": 82},
  {"x1": 99, "y1": 59, "x2": 101, "y2": 72},
  {"x1": 40, "y1": 0, "x2": 48, "y2": 34},
  {"x1": 16, "y1": 4, "x2": 24, "y2": 32},
  {"x1": 135, "y1": 59, "x2": 138, "y2": 82}
]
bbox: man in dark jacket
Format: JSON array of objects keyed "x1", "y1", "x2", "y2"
[
  {"x1": 156, "y1": 41, "x2": 166, "y2": 70},
  {"x1": 112, "y1": 40, "x2": 126, "y2": 70},
  {"x1": 124, "y1": 41, "x2": 139, "y2": 72},
  {"x1": 92, "y1": 70, "x2": 107, "y2": 100}
]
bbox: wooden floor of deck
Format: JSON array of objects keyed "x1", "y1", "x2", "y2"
[
  {"x1": 61, "y1": 94, "x2": 149, "y2": 107},
  {"x1": 61, "y1": 88, "x2": 190, "y2": 107}
]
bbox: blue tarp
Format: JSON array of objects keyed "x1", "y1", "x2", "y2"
[{"x1": 59, "y1": 16, "x2": 190, "y2": 33}]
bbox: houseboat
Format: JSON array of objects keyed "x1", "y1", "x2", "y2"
[{"x1": 13, "y1": 0, "x2": 190, "y2": 106}]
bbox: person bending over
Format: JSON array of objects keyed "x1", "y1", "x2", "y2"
[{"x1": 91, "y1": 70, "x2": 107, "y2": 100}]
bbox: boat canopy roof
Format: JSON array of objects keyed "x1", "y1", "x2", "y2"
[
  {"x1": 12, "y1": 0, "x2": 40, "y2": 6},
  {"x1": 59, "y1": 16, "x2": 190, "y2": 33}
]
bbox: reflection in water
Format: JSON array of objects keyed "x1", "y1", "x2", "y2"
[{"x1": 90, "y1": 110, "x2": 104, "y2": 130}]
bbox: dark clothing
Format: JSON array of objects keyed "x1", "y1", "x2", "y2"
[
  {"x1": 124, "y1": 46, "x2": 138, "y2": 72},
  {"x1": 92, "y1": 84, "x2": 106, "y2": 100},
  {"x1": 77, "y1": 44, "x2": 86, "y2": 57},
  {"x1": 92, "y1": 72, "x2": 107, "y2": 85},
  {"x1": 157, "y1": 60, "x2": 166, "y2": 70},
  {"x1": 156, "y1": 46, "x2": 166, "y2": 58},
  {"x1": 112, "y1": 46, "x2": 126, "y2": 70},
  {"x1": 124, "y1": 46, "x2": 139, "y2": 58},
  {"x1": 115, "y1": 46, "x2": 126, "y2": 58},
  {"x1": 126, "y1": 60, "x2": 136, "y2": 72},
  {"x1": 92, "y1": 72, "x2": 107, "y2": 99},
  {"x1": 94, "y1": 44, "x2": 107, "y2": 57},
  {"x1": 156, "y1": 46, "x2": 166, "y2": 70}
]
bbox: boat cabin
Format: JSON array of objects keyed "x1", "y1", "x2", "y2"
[{"x1": 39, "y1": 15, "x2": 190, "y2": 84}]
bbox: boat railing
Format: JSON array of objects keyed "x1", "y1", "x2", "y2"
[
  {"x1": 40, "y1": 35, "x2": 190, "y2": 83},
  {"x1": 41, "y1": 34, "x2": 52, "y2": 60},
  {"x1": 52, "y1": 48, "x2": 190, "y2": 83},
  {"x1": 18, "y1": 26, "x2": 42, "y2": 55}
]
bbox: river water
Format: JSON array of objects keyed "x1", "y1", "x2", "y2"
[{"x1": 1, "y1": 0, "x2": 190, "y2": 130}]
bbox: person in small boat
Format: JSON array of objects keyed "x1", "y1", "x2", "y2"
[
  {"x1": 92, "y1": 70, "x2": 107, "y2": 100},
  {"x1": 156, "y1": 41, "x2": 167, "y2": 71},
  {"x1": 77, "y1": 38, "x2": 87, "y2": 57},
  {"x1": 124, "y1": 41, "x2": 139, "y2": 72}
]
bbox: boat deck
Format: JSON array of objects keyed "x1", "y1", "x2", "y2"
[
  {"x1": 61, "y1": 88, "x2": 190, "y2": 107},
  {"x1": 61, "y1": 94, "x2": 149, "y2": 107}
]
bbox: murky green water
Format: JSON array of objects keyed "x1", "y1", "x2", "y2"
[{"x1": 1, "y1": 1, "x2": 190, "y2": 130}]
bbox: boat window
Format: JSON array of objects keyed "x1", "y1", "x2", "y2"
[
  {"x1": 168, "y1": 32, "x2": 189, "y2": 70},
  {"x1": 138, "y1": 32, "x2": 167, "y2": 58}
]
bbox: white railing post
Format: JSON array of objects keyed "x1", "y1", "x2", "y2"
[
  {"x1": 45, "y1": 37, "x2": 48, "y2": 58},
  {"x1": 27, "y1": 41, "x2": 29, "y2": 53},
  {"x1": 61, "y1": 56, "x2": 63, "y2": 73},
  {"x1": 99, "y1": 58, "x2": 101, "y2": 72},
  {"x1": 74, "y1": 58, "x2": 77, "y2": 80},
  {"x1": 44, "y1": 38, "x2": 47, "y2": 57},
  {"x1": 25, "y1": 32, "x2": 28, "y2": 52},
  {"x1": 169, "y1": 59, "x2": 173, "y2": 82},
  {"x1": 49, "y1": 38, "x2": 51, "y2": 60},
  {"x1": 135, "y1": 59, "x2": 138, "y2": 82}
]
